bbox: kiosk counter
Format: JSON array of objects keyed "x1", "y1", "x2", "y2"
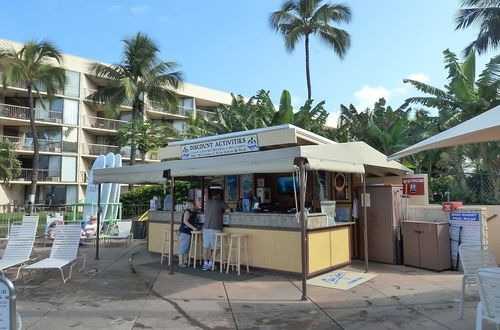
[{"x1": 148, "y1": 211, "x2": 353, "y2": 277}]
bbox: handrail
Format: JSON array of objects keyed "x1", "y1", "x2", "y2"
[
  {"x1": 13, "y1": 168, "x2": 62, "y2": 182},
  {"x1": 83, "y1": 88, "x2": 133, "y2": 107},
  {"x1": 81, "y1": 115, "x2": 127, "y2": 131},
  {"x1": 0, "y1": 135, "x2": 62, "y2": 152},
  {"x1": 0, "y1": 103, "x2": 64, "y2": 124}
]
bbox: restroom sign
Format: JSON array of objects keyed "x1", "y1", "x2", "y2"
[{"x1": 402, "y1": 177, "x2": 424, "y2": 195}]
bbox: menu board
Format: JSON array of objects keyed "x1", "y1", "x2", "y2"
[{"x1": 449, "y1": 212, "x2": 481, "y2": 260}]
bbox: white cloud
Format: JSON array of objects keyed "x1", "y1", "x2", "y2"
[
  {"x1": 131, "y1": 5, "x2": 150, "y2": 15},
  {"x1": 107, "y1": 5, "x2": 121, "y2": 14},
  {"x1": 325, "y1": 112, "x2": 339, "y2": 128},
  {"x1": 353, "y1": 73, "x2": 430, "y2": 110},
  {"x1": 407, "y1": 73, "x2": 430, "y2": 84},
  {"x1": 354, "y1": 85, "x2": 391, "y2": 110}
]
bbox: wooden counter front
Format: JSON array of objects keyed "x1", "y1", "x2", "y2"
[{"x1": 148, "y1": 211, "x2": 353, "y2": 276}]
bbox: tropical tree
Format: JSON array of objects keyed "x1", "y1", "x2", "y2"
[
  {"x1": 116, "y1": 120, "x2": 174, "y2": 163},
  {"x1": 269, "y1": 0, "x2": 351, "y2": 100},
  {"x1": 455, "y1": 0, "x2": 500, "y2": 55},
  {"x1": 0, "y1": 40, "x2": 66, "y2": 204},
  {"x1": 0, "y1": 142, "x2": 21, "y2": 184},
  {"x1": 186, "y1": 89, "x2": 331, "y2": 137},
  {"x1": 88, "y1": 32, "x2": 183, "y2": 167},
  {"x1": 403, "y1": 49, "x2": 500, "y2": 173}
]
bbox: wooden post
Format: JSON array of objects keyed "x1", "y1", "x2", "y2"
[
  {"x1": 170, "y1": 177, "x2": 175, "y2": 275},
  {"x1": 362, "y1": 173, "x2": 368, "y2": 273},
  {"x1": 298, "y1": 159, "x2": 308, "y2": 301}
]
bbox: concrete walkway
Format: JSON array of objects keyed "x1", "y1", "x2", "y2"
[{"x1": 12, "y1": 240, "x2": 488, "y2": 329}]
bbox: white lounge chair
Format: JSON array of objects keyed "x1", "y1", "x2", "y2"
[
  {"x1": 103, "y1": 221, "x2": 133, "y2": 245},
  {"x1": 22, "y1": 224, "x2": 86, "y2": 283},
  {"x1": 474, "y1": 267, "x2": 500, "y2": 330},
  {"x1": 0, "y1": 220, "x2": 40, "y2": 280},
  {"x1": 459, "y1": 244, "x2": 498, "y2": 318}
]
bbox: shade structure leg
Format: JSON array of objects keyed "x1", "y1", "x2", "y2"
[
  {"x1": 170, "y1": 177, "x2": 175, "y2": 275},
  {"x1": 95, "y1": 183, "x2": 101, "y2": 260},
  {"x1": 362, "y1": 173, "x2": 368, "y2": 273},
  {"x1": 298, "y1": 159, "x2": 308, "y2": 301}
]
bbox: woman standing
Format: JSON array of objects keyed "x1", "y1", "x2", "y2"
[{"x1": 178, "y1": 201, "x2": 198, "y2": 267}]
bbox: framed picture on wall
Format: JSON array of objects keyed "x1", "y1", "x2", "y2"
[
  {"x1": 225, "y1": 175, "x2": 238, "y2": 202},
  {"x1": 240, "y1": 174, "x2": 254, "y2": 199},
  {"x1": 257, "y1": 178, "x2": 265, "y2": 188},
  {"x1": 334, "y1": 172, "x2": 350, "y2": 201}
]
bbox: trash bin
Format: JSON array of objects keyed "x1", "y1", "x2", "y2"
[{"x1": 131, "y1": 221, "x2": 147, "y2": 239}]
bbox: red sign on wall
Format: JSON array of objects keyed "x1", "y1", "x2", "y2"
[{"x1": 402, "y1": 177, "x2": 425, "y2": 195}]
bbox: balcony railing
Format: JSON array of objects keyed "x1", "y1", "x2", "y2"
[
  {"x1": 0, "y1": 103, "x2": 63, "y2": 124},
  {"x1": 80, "y1": 171, "x2": 89, "y2": 183},
  {"x1": 0, "y1": 135, "x2": 62, "y2": 153},
  {"x1": 81, "y1": 144, "x2": 160, "y2": 160},
  {"x1": 147, "y1": 103, "x2": 216, "y2": 121},
  {"x1": 81, "y1": 115, "x2": 126, "y2": 131},
  {"x1": 83, "y1": 88, "x2": 133, "y2": 107},
  {"x1": 13, "y1": 169, "x2": 62, "y2": 182}
]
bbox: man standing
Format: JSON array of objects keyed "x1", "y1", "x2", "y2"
[{"x1": 202, "y1": 191, "x2": 230, "y2": 271}]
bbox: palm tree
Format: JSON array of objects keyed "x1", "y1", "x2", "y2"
[
  {"x1": 88, "y1": 32, "x2": 183, "y2": 168},
  {"x1": 455, "y1": 0, "x2": 500, "y2": 55},
  {"x1": 0, "y1": 40, "x2": 66, "y2": 205},
  {"x1": 269, "y1": 0, "x2": 351, "y2": 100}
]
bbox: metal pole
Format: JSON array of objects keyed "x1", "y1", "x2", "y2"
[
  {"x1": 95, "y1": 183, "x2": 101, "y2": 260},
  {"x1": 169, "y1": 177, "x2": 175, "y2": 275},
  {"x1": 362, "y1": 173, "x2": 368, "y2": 273},
  {"x1": 298, "y1": 160, "x2": 308, "y2": 301},
  {"x1": 201, "y1": 177, "x2": 205, "y2": 212}
]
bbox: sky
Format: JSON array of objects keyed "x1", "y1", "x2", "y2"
[{"x1": 1, "y1": 0, "x2": 495, "y2": 126}]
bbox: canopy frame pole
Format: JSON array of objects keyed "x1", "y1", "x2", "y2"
[
  {"x1": 95, "y1": 183, "x2": 101, "y2": 260},
  {"x1": 362, "y1": 173, "x2": 368, "y2": 273},
  {"x1": 201, "y1": 177, "x2": 205, "y2": 212},
  {"x1": 170, "y1": 177, "x2": 175, "y2": 275},
  {"x1": 298, "y1": 159, "x2": 308, "y2": 301}
]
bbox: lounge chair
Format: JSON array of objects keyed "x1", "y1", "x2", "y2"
[
  {"x1": 102, "y1": 221, "x2": 133, "y2": 245},
  {"x1": 474, "y1": 267, "x2": 500, "y2": 330},
  {"x1": 458, "y1": 244, "x2": 498, "y2": 318},
  {"x1": 0, "y1": 220, "x2": 40, "y2": 280},
  {"x1": 22, "y1": 224, "x2": 86, "y2": 283}
]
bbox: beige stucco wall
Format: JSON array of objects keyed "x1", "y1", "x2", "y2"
[
  {"x1": 485, "y1": 205, "x2": 500, "y2": 263},
  {"x1": 0, "y1": 184, "x2": 25, "y2": 206}
]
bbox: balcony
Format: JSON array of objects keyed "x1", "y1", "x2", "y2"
[
  {"x1": 13, "y1": 168, "x2": 62, "y2": 182},
  {"x1": 81, "y1": 144, "x2": 159, "y2": 161},
  {"x1": 83, "y1": 88, "x2": 133, "y2": 107},
  {"x1": 0, "y1": 103, "x2": 63, "y2": 125},
  {"x1": 80, "y1": 171, "x2": 89, "y2": 183},
  {"x1": 146, "y1": 103, "x2": 216, "y2": 121},
  {"x1": 0, "y1": 135, "x2": 62, "y2": 153},
  {"x1": 81, "y1": 115, "x2": 127, "y2": 131}
]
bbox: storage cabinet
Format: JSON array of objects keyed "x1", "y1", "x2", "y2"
[
  {"x1": 403, "y1": 221, "x2": 451, "y2": 271},
  {"x1": 359, "y1": 185, "x2": 403, "y2": 264}
]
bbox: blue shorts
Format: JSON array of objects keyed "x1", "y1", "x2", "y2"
[
  {"x1": 178, "y1": 232, "x2": 191, "y2": 255},
  {"x1": 202, "y1": 228, "x2": 220, "y2": 249}
]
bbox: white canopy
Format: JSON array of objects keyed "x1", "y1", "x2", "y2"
[
  {"x1": 94, "y1": 142, "x2": 411, "y2": 184},
  {"x1": 389, "y1": 105, "x2": 500, "y2": 160}
]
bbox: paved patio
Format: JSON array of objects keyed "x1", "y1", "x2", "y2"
[{"x1": 10, "y1": 240, "x2": 489, "y2": 329}]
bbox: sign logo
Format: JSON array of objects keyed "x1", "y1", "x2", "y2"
[{"x1": 181, "y1": 134, "x2": 260, "y2": 159}]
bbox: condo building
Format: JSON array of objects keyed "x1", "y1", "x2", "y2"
[{"x1": 0, "y1": 38, "x2": 233, "y2": 207}]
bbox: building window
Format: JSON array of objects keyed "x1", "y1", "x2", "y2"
[
  {"x1": 63, "y1": 99, "x2": 79, "y2": 125},
  {"x1": 61, "y1": 156, "x2": 76, "y2": 182},
  {"x1": 62, "y1": 127, "x2": 77, "y2": 153},
  {"x1": 64, "y1": 70, "x2": 80, "y2": 98}
]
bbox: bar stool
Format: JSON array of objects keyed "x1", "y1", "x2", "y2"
[
  {"x1": 160, "y1": 229, "x2": 178, "y2": 265},
  {"x1": 226, "y1": 233, "x2": 249, "y2": 276},
  {"x1": 188, "y1": 230, "x2": 203, "y2": 268},
  {"x1": 212, "y1": 232, "x2": 229, "y2": 272}
]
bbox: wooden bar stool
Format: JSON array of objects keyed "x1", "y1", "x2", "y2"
[
  {"x1": 188, "y1": 230, "x2": 203, "y2": 268},
  {"x1": 226, "y1": 233, "x2": 249, "y2": 276},
  {"x1": 212, "y1": 232, "x2": 229, "y2": 272},
  {"x1": 160, "y1": 229, "x2": 178, "y2": 265}
]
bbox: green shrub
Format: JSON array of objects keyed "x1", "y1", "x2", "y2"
[{"x1": 120, "y1": 182, "x2": 193, "y2": 206}]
